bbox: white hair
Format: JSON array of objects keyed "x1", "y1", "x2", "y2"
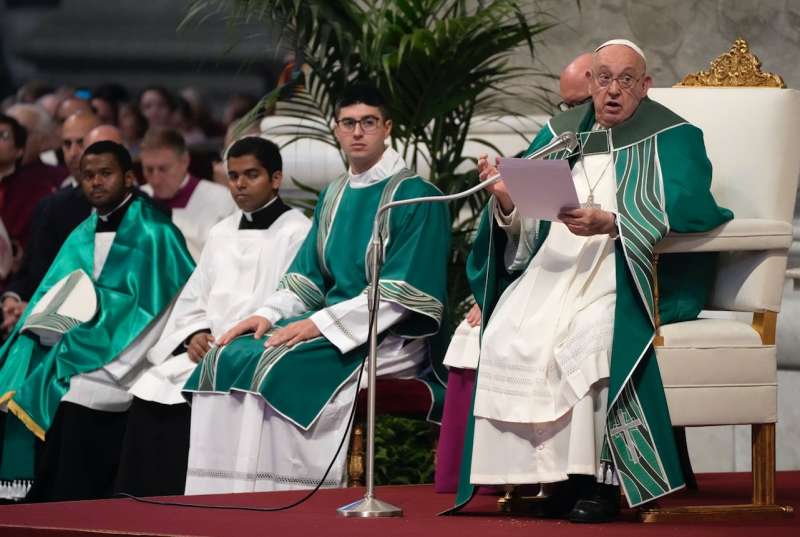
[{"x1": 5, "y1": 103, "x2": 56, "y2": 135}]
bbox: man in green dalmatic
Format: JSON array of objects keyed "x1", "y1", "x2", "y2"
[
  {"x1": 452, "y1": 39, "x2": 732, "y2": 522},
  {"x1": 182, "y1": 83, "x2": 451, "y2": 494},
  {"x1": 0, "y1": 141, "x2": 194, "y2": 501}
]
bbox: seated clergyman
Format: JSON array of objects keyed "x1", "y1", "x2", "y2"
[
  {"x1": 451, "y1": 39, "x2": 733, "y2": 522},
  {"x1": 0, "y1": 141, "x2": 195, "y2": 502},
  {"x1": 113, "y1": 136, "x2": 311, "y2": 497},
  {"x1": 139, "y1": 128, "x2": 236, "y2": 261},
  {"x1": 182, "y1": 82, "x2": 451, "y2": 494}
]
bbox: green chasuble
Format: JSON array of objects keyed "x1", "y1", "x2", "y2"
[
  {"x1": 0, "y1": 196, "x2": 195, "y2": 481},
  {"x1": 185, "y1": 169, "x2": 451, "y2": 429},
  {"x1": 452, "y1": 98, "x2": 733, "y2": 509}
]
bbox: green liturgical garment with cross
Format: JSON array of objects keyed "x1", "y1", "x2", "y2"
[
  {"x1": 184, "y1": 169, "x2": 451, "y2": 429},
  {"x1": 451, "y1": 98, "x2": 733, "y2": 510},
  {"x1": 0, "y1": 196, "x2": 195, "y2": 482}
]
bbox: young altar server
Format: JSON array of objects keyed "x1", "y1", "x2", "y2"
[
  {"x1": 0, "y1": 141, "x2": 195, "y2": 501},
  {"x1": 182, "y1": 82, "x2": 450, "y2": 494},
  {"x1": 114, "y1": 136, "x2": 311, "y2": 497}
]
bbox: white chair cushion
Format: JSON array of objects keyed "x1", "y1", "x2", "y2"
[
  {"x1": 657, "y1": 319, "x2": 777, "y2": 426},
  {"x1": 657, "y1": 319, "x2": 775, "y2": 384}
]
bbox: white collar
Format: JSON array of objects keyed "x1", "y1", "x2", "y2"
[
  {"x1": 96, "y1": 193, "x2": 133, "y2": 222},
  {"x1": 347, "y1": 147, "x2": 407, "y2": 188},
  {"x1": 242, "y1": 195, "x2": 278, "y2": 222}
]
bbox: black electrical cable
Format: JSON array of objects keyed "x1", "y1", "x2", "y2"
[{"x1": 115, "y1": 341, "x2": 369, "y2": 512}]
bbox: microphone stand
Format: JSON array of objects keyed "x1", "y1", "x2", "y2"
[{"x1": 336, "y1": 132, "x2": 578, "y2": 518}]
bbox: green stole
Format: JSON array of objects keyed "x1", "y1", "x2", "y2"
[
  {"x1": 185, "y1": 170, "x2": 451, "y2": 428},
  {"x1": 0, "y1": 196, "x2": 195, "y2": 480},
  {"x1": 452, "y1": 99, "x2": 733, "y2": 509}
]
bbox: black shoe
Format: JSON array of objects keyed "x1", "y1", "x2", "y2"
[{"x1": 567, "y1": 484, "x2": 620, "y2": 523}]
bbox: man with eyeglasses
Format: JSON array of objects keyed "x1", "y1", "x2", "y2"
[
  {"x1": 451, "y1": 39, "x2": 732, "y2": 522},
  {"x1": 182, "y1": 82, "x2": 450, "y2": 494}
]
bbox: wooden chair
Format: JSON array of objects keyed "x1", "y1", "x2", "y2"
[{"x1": 346, "y1": 378, "x2": 438, "y2": 487}]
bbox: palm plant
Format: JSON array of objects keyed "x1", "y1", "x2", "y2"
[{"x1": 185, "y1": 0, "x2": 557, "y2": 323}]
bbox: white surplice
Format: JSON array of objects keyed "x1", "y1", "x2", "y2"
[
  {"x1": 141, "y1": 178, "x2": 236, "y2": 261},
  {"x1": 129, "y1": 204, "x2": 311, "y2": 405},
  {"x1": 184, "y1": 148, "x2": 429, "y2": 495},
  {"x1": 470, "y1": 149, "x2": 618, "y2": 485}
]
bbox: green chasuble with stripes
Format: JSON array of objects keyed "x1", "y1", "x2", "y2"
[
  {"x1": 452, "y1": 98, "x2": 733, "y2": 509},
  {"x1": 0, "y1": 196, "x2": 195, "y2": 481},
  {"x1": 184, "y1": 169, "x2": 451, "y2": 429}
]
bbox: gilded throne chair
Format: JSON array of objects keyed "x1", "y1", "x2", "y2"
[{"x1": 643, "y1": 39, "x2": 798, "y2": 521}]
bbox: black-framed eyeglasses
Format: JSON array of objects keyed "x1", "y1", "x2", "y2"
[
  {"x1": 335, "y1": 115, "x2": 382, "y2": 133},
  {"x1": 557, "y1": 97, "x2": 592, "y2": 112},
  {"x1": 593, "y1": 71, "x2": 641, "y2": 89}
]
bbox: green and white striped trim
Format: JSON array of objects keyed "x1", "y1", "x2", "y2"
[
  {"x1": 22, "y1": 312, "x2": 83, "y2": 335},
  {"x1": 378, "y1": 279, "x2": 444, "y2": 326},
  {"x1": 197, "y1": 344, "x2": 223, "y2": 390},
  {"x1": 614, "y1": 136, "x2": 669, "y2": 323},
  {"x1": 22, "y1": 269, "x2": 87, "y2": 337},
  {"x1": 316, "y1": 175, "x2": 349, "y2": 279},
  {"x1": 364, "y1": 169, "x2": 416, "y2": 283},
  {"x1": 250, "y1": 342, "x2": 297, "y2": 393},
  {"x1": 603, "y1": 383, "x2": 674, "y2": 506},
  {"x1": 278, "y1": 272, "x2": 325, "y2": 310}
]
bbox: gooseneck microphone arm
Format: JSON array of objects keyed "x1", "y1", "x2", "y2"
[{"x1": 336, "y1": 130, "x2": 578, "y2": 518}]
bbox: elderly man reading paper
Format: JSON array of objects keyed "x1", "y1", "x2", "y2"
[{"x1": 451, "y1": 39, "x2": 732, "y2": 523}]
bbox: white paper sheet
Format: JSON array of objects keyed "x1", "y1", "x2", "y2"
[{"x1": 498, "y1": 158, "x2": 579, "y2": 221}]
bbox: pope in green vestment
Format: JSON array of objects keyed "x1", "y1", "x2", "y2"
[
  {"x1": 0, "y1": 194, "x2": 195, "y2": 484},
  {"x1": 452, "y1": 50, "x2": 733, "y2": 512}
]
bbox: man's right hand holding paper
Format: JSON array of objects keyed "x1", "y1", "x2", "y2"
[{"x1": 478, "y1": 153, "x2": 514, "y2": 214}]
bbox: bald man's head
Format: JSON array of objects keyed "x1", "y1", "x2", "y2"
[
  {"x1": 62, "y1": 112, "x2": 101, "y2": 176},
  {"x1": 56, "y1": 97, "x2": 92, "y2": 125},
  {"x1": 85, "y1": 124, "x2": 124, "y2": 147},
  {"x1": 559, "y1": 52, "x2": 593, "y2": 108}
]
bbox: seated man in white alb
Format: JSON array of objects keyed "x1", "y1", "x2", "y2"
[
  {"x1": 113, "y1": 136, "x2": 310, "y2": 497},
  {"x1": 140, "y1": 128, "x2": 236, "y2": 260}
]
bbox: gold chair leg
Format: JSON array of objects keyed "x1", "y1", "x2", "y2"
[
  {"x1": 639, "y1": 423, "x2": 793, "y2": 522},
  {"x1": 752, "y1": 423, "x2": 776, "y2": 504},
  {"x1": 347, "y1": 422, "x2": 365, "y2": 487}
]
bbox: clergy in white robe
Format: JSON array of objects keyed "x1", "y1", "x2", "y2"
[
  {"x1": 139, "y1": 128, "x2": 236, "y2": 260},
  {"x1": 183, "y1": 84, "x2": 449, "y2": 494},
  {"x1": 451, "y1": 41, "x2": 733, "y2": 523},
  {"x1": 114, "y1": 136, "x2": 310, "y2": 497},
  {"x1": 0, "y1": 141, "x2": 194, "y2": 501}
]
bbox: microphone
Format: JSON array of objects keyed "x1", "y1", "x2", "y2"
[
  {"x1": 373, "y1": 130, "x2": 579, "y2": 220},
  {"x1": 482, "y1": 130, "x2": 579, "y2": 187}
]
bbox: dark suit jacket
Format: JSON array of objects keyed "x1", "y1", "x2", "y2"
[{"x1": 4, "y1": 186, "x2": 92, "y2": 301}]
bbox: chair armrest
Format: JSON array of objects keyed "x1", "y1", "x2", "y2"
[{"x1": 654, "y1": 218, "x2": 793, "y2": 254}]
